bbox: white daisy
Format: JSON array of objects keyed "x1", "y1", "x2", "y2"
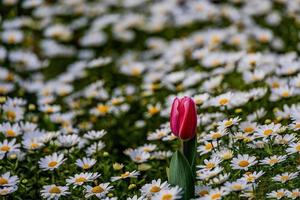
[
  {"x1": 41, "y1": 184, "x2": 70, "y2": 200},
  {"x1": 230, "y1": 154, "x2": 257, "y2": 171},
  {"x1": 38, "y1": 153, "x2": 66, "y2": 171}
]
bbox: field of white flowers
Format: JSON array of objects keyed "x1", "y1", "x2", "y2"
[{"x1": 1, "y1": 0, "x2": 300, "y2": 199}]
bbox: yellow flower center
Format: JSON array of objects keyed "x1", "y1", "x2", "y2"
[
  {"x1": 46, "y1": 108, "x2": 54, "y2": 113},
  {"x1": 75, "y1": 177, "x2": 87, "y2": 183},
  {"x1": 223, "y1": 152, "x2": 233, "y2": 160},
  {"x1": 232, "y1": 184, "x2": 242, "y2": 190},
  {"x1": 158, "y1": 132, "x2": 165, "y2": 138},
  {"x1": 49, "y1": 186, "x2": 61, "y2": 194},
  {"x1": 0, "y1": 145, "x2": 10, "y2": 152},
  {"x1": 150, "y1": 83, "x2": 160, "y2": 91},
  {"x1": 238, "y1": 160, "x2": 249, "y2": 167},
  {"x1": 269, "y1": 158, "x2": 278, "y2": 165},
  {"x1": 249, "y1": 60, "x2": 256, "y2": 66},
  {"x1": 135, "y1": 156, "x2": 142, "y2": 161},
  {"x1": 91, "y1": 185, "x2": 104, "y2": 193},
  {"x1": 148, "y1": 106, "x2": 159, "y2": 115},
  {"x1": 206, "y1": 162, "x2": 215, "y2": 169},
  {"x1": 296, "y1": 144, "x2": 300, "y2": 152},
  {"x1": 48, "y1": 161, "x2": 58, "y2": 168},
  {"x1": 0, "y1": 189, "x2": 9, "y2": 195},
  {"x1": 231, "y1": 36, "x2": 241, "y2": 45},
  {"x1": 225, "y1": 120, "x2": 233, "y2": 127},
  {"x1": 277, "y1": 192, "x2": 284, "y2": 197},
  {"x1": 150, "y1": 185, "x2": 161, "y2": 193},
  {"x1": 212, "y1": 193, "x2": 221, "y2": 200},
  {"x1": 205, "y1": 143, "x2": 213, "y2": 151},
  {"x1": 211, "y1": 35, "x2": 221, "y2": 44},
  {"x1": 176, "y1": 84, "x2": 184, "y2": 91},
  {"x1": 6, "y1": 129, "x2": 16, "y2": 137},
  {"x1": 212, "y1": 132, "x2": 222, "y2": 139},
  {"x1": 162, "y1": 194, "x2": 173, "y2": 200},
  {"x1": 259, "y1": 34, "x2": 269, "y2": 42},
  {"x1": 7, "y1": 35, "x2": 16, "y2": 44},
  {"x1": 295, "y1": 123, "x2": 300, "y2": 129},
  {"x1": 263, "y1": 129, "x2": 273, "y2": 136},
  {"x1": 272, "y1": 82, "x2": 279, "y2": 88},
  {"x1": 0, "y1": 177, "x2": 8, "y2": 185},
  {"x1": 244, "y1": 127, "x2": 254, "y2": 133},
  {"x1": 143, "y1": 147, "x2": 151, "y2": 152},
  {"x1": 211, "y1": 59, "x2": 221, "y2": 67},
  {"x1": 111, "y1": 99, "x2": 122, "y2": 105},
  {"x1": 199, "y1": 190, "x2": 209, "y2": 196},
  {"x1": 280, "y1": 175, "x2": 289, "y2": 182},
  {"x1": 246, "y1": 175, "x2": 255, "y2": 182},
  {"x1": 0, "y1": 87, "x2": 7, "y2": 94},
  {"x1": 281, "y1": 91, "x2": 290, "y2": 97},
  {"x1": 121, "y1": 172, "x2": 130, "y2": 178},
  {"x1": 195, "y1": 99, "x2": 203, "y2": 105},
  {"x1": 131, "y1": 68, "x2": 141, "y2": 76},
  {"x1": 30, "y1": 143, "x2": 39, "y2": 149},
  {"x1": 219, "y1": 98, "x2": 229, "y2": 106},
  {"x1": 83, "y1": 164, "x2": 90, "y2": 169},
  {"x1": 292, "y1": 191, "x2": 300, "y2": 198},
  {"x1": 6, "y1": 111, "x2": 16, "y2": 121},
  {"x1": 97, "y1": 105, "x2": 110, "y2": 114}
]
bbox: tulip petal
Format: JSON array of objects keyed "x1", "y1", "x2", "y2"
[
  {"x1": 170, "y1": 98, "x2": 180, "y2": 136},
  {"x1": 179, "y1": 97, "x2": 197, "y2": 140}
]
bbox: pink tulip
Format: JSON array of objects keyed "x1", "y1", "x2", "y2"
[{"x1": 170, "y1": 97, "x2": 197, "y2": 140}]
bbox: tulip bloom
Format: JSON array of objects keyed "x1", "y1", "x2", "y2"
[{"x1": 170, "y1": 97, "x2": 197, "y2": 140}]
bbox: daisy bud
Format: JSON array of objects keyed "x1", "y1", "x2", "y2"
[
  {"x1": 108, "y1": 193, "x2": 114, "y2": 197},
  {"x1": 113, "y1": 163, "x2": 124, "y2": 170},
  {"x1": 170, "y1": 97, "x2": 197, "y2": 140},
  {"x1": 103, "y1": 152, "x2": 109, "y2": 157},
  {"x1": 0, "y1": 96, "x2": 6, "y2": 103},
  {"x1": 128, "y1": 184, "x2": 136, "y2": 190}
]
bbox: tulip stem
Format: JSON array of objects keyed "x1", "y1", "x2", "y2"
[
  {"x1": 181, "y1": 136, "x2": 196, "y2": 176},
  {"x1": 180, "y1": 137, "x2": 196, "y2": 198}
]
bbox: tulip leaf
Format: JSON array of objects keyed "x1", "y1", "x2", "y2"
[
  {"x1": 169, "y1": 151, "x2": 195, "y2": 200},
  {"x1": 166, "y1": 167, "x2": 170, "y2": 180}
]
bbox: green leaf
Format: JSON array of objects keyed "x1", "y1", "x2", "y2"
[
  {"x1": 169, "y1": 151, "x2": 195, "y2": 200},
  {"x1": 166, "y1": 167, "x2": 170, "y2": 180}
]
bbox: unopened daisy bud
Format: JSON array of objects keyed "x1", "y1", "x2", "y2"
[
  {"x1": 9, "y1": 154, "x2": 17, "y2": 160},
  {"x1": 103, "y1": 152, "x2": 109, "y2": 157},
  {"x1": 243, "y1": 138, "x2": 252, "y2": 143},
  {"x1": 22, "y1": 179, "x2": 28, "y2": 184},
  {"x1": 278, "y1": 126, "x2": 286, "y2": 133},
  {"x1": 18, "y1": 89, "x2": 25, "y2": 96},
  {"x1": 265, "y1": 119, "x2": 272, "y2": 124},
  {"x1": 108, "y1": 193, "x2": 114, "y2": 197},
  {"x1": 113, "y1": 163, "x2": 124, "y2": 170},
  {"x1": 176, "y1": 84, "x2": 184, "y2": 91},
  {"x1": 138, "y1": 163, "x2": 151, "y2": 171},
  {"x1": 90, "y1": 116, "x2": 97, "y2": 123},
  {"x1": 43, "y1": 147, "x2": 50, "y2": 153},
  {"x1": 31, "y1": 116, "x2": 38, "y2": 123},
  {"x1": 212, "y1": 122, "x2": 218, "y2": 128},
  {"x1": 128, "y1": 184, "x2": 136, "y2": 190},
  {"x1": 235, "y1": 108, "x2": 242, "y2": 113},
  {"x1": 276, "y1": 116, "x2": 282, "y2": 122},
  {"x1": 28, "y1": 104, "x2": 36, "y2": 111},
  {"x1": 0, "y1": 96, "x2": 6, "y2": 103}
]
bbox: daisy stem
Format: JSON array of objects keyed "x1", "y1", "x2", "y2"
[{"x1": 51, "y1": 171, "x2": 55, "y2": 183}]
